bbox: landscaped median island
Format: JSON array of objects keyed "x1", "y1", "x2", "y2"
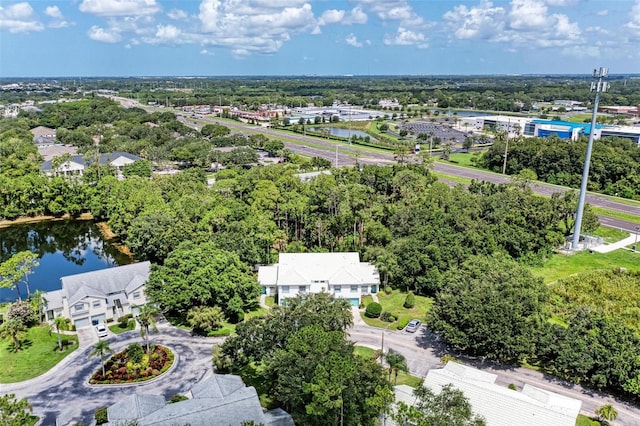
[{"x1": 89, "y1": 343, "x2": 174, "y2": 385}]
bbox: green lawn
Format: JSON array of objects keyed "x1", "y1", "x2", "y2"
[
  {"x1": 530, "y1": 249, "x2": 640, "y2": 284},
  {"x1": 589, "y1": 226, "x2": 630, "y2": 243},
  {"x1": 393, "y1": 371, "x2": 424, "y2": 388},
  {"x1": 443, "y1": 152, "x2": 484, "y2": 167},
  {"x1": 576, "y1": 414, "x2": 600, "y2": 426},
  {"x1": 0, "y1": 325, "x2": 78, "y2": 383},
  {"x1": 354, "y1": 345, "x2": 377, "y2": 359},
  {"x1": 592, "y1": 206, "x2": 640, "y2": 225},
  {"x1": 360, "y1": 291, "x2": 434, "y2": 329},
  {"x1": 108, "y1": 319, "x2": 135, "y2": 334}
]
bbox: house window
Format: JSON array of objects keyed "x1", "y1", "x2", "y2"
[
  {"x1": 282, "y1": 286, "x2": 290, "y2": 294},
  {"x1": 133, "y1": 291, "x2": 141, "y2": 299},
  {"x1": 92, "y1": 300, "x2": 101, "y2": 308},
  {"x1": 298, "y1": 285, "x2": 306, "y2": 293},
  {"x1": 351, "y1": 285, "x2": 359, "y2": 293},
  {"x1": 74, "y1": 303, "x2": 85, "y2": 312},
  {"x1": 334, "y1": 285, "x2": 341, "y2": 293}
]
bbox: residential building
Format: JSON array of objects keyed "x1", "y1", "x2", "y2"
[
  {"x1": 30, "y1": 125, "x2": 57, "y2": 147},
  {"x1": 40, "y1": 151, "x2": 142, "y2": 177},
  {"x1": 102, "y1": 374, "x2": 294, "y2": 426},
  {"x1": 393, "y1": 362, "x2": 581, "y2": 426},
  {"x1": 258, "y1": 252, "x2": 379, "y2": 307},
  {"x1": 43, "y1": 261, "x2": 151, "y2": 329}
]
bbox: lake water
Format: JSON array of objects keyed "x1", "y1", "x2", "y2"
[{"x1": 0, "y1": 221, "x2": 133, "y2": 303}]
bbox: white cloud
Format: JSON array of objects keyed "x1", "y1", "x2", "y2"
[
  {"x1": 596, "y1": 10, "x2": 608, "y2": 16},
  {"x1": 45, "y1": 5, "x2": 62, "y2": 18},
  {"x1": 318, "y1": 9, "x2": 344, "y2": 26},
  {"x1": 87, "y1": 24, "x2": 122, "y2": 42},
  {"x1": 383, "y1": 27, "x2": 427, "y2": 48},
  {"x1": 200, "y1": 48, "x2": 213, "y2": 55},
  {"x1": 349, "y1": 7, "x2": 367, "y2": 24},
  {"x1": 79, "y1": 0, "x2": 161, "y2": 17},
  {"x1": 444, "y1": 1, "x2": 505, "y2": 40},
  {"x1": 545, "y1": 0, "x2": 577, "y2": 6},
  {"x1": 345, "y1": 33, "x2": 362, "y2": 47},
  {"x1": 167, "y1": 9, "x2": 187, "y2": 20},
  {"x1": 359, "y1": 0, "x2": 424, "y2": 27},
  {"x1": 626, "y1": 0, "x2": 640, "y2": 32},
  {"x1": 0, "y1": 2, "x2": 44, "y2": 33},
  {"x1": 509, "y1": 0, "x2": 549, "y2": 30}
]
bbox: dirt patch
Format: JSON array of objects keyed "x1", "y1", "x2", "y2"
[
  {"x1": 95, "y1": 222, "x2": 134, "y2": 257},
  {"x1": 0, "y1": 213, "x2": 94, "y2": 229}
]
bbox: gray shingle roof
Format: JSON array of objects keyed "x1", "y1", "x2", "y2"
[{"x1": 62, "y1": 262, "x2": 151, "y2": 307}]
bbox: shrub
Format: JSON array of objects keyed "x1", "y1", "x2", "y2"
[
  {"x1": 169, "y1": 394, "x2": 189, "y2": 404},
  {"x1": 208, "y1": 328, "x2": 231, "y2": 337},
  {"x1": 365, "y1": 302, "x2": 382, "y2": 318},
  {"x1": 403, "y1": 291, "x2": 415, "y2": 309},
  {"x1": 119, "y1": 318, "x2": 130, "y2": 328},
  {"x1": 508, "y1": 383, "x2": 517, "y2": 390},
  {"x1": 384, "y1": 286, "x2": 392, "y2": 295},
  {"x1": 6, "y1": 301, "x2": 38, "y2": 327},
  {"x1": 94, "y1": 407, "x2": 108, "y2": 425},
  {"x1": 440, "y1": 354, "x2": 459, "y2": 365},
  {"x1": 380, "y1": 311, "x2": 394, "y2": 322},
  {"x1": 396, "y1": 317, "x2": 410, "y2": 330}
]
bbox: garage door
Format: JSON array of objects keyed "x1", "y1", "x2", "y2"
[
  {"x1": 74, "y1": 317, "x2": 91, "y2": 329},
  {"x1": 349, "y1": 298, "x2": 360, "y2": 307},
  {"x1": 91, "y1": 314, "x2": 106, "y2": 325}
]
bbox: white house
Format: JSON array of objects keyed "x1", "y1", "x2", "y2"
[
  {"x1": 41, "y1": 151, "x2": 142, "y2": 178},
  {"x1": 258, "y1": 252, "x2": 379, "y2": 307},
  {"x1": 43, "y1": 261, "x2": 151, "y2": 329},
  {"x1": 393, "y1": 362, "x2": 582, "y2": 426}
]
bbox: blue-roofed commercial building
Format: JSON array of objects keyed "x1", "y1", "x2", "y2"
[{"x1": 460, "y1": 115, "x2": 640, "y2": 145}]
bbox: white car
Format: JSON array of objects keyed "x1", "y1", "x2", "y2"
[
  {"x1": 95, "y1": 323, "x2": 108, "y2": 338},
  {"x1": 405, "y1": 319, "x2": 422, "y2": 333}
]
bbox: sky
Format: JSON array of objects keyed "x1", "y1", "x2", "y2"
[{"x1": 0, "y1": 0, "x2": 639, "y2": 77}]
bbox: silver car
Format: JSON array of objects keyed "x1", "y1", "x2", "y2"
[{"x1": 405, "y1": 319, "x2": 422, "y2": 333}]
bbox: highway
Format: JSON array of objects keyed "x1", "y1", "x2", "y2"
[{"x1": 111, "y1": 96, "x2": 640, "y2": 231}]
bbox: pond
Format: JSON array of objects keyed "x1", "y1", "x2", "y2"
[
  {"x1": 0, "y1": 221, "x2": 133, "y2": 303},
  {"x1": 309, "y1": 127, "x2": 374, "y2": 139}
]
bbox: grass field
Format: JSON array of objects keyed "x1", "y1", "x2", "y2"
[
  {"x1": 354, "y1": 345, "x2": 423, "y2": 387},
  {"x1": 589, "y1": 226, "x2": 630, "y2": 243},
  {"x1": 444, "y1": 152, "x2": 484, "y2": 167},
  {"x1": 530, "y1": 249, "x2": 640, "y2": 284},
  {"x1": 591, "y1": 206, "x2": 640, "y2": 225},
  {"x1": 576, "y1": 414, "x2": 600, "y2": 426},
  {"x1": 360, "y1": 291, "x2": 434, "y2": 329},
  {"x1": 0, "y1": 325, "x2": 78, "y2": 383},
  {"x1": 108, "y1": 319, "x2": 135, "y2": 334}
]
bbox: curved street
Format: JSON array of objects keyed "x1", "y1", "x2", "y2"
[{"x1": 4, "y1": 315, "x2": 640, "y2": 425}]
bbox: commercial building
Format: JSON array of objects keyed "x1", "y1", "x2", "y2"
[{"x1": 258, "y1": 252, "x2": 380, "y2": 307}]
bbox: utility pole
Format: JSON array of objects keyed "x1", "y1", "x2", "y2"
[
  {"x1": 572, "y1": 67, "x2": 609, "y2": 250},
  {"x1": 502, "y1": 119, "x2": 510, "y2": 175}
]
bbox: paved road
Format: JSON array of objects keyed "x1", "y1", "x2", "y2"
[
  {"x1": 110, "y1": 96, "x2": 640, "y2": 232},
  {"x1": 348, "y1": 321, "x2": 640, "y2": 426},
  {"x1": 2, "y1": 323, "x2": 220, "y2": 425}
]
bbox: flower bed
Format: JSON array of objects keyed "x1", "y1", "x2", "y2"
[{"x1": 89, "y1": 344, "x2": 174, "y2": 384}]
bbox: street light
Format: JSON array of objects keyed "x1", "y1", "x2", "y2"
[
  {"x1": 634, "y1": 226, "x2": 640, "y2": 252},
  {"x1": 571, "y1": 67, "x2": 609, "y2": 250}
]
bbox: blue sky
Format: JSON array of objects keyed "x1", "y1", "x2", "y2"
[{"x1": 1, "y1": 0, "x2": 639, "y2": 77}]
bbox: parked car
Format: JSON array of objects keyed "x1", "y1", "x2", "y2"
[
  {"x1": 405, "y1": 319, "x2": 422, "y2": 333},
  {"x1": 96, "y1": 323, "x2": 108, "y2": 338}
]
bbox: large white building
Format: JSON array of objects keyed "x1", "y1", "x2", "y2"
[
  {"x1": 394, "y1": 362, "x2": 582, "y2": 426},
  {"x1": 43, "y1": 262, "x2": 151, "y2": 329},
  {"x1": 258, "y1": 252, "x2": 380, "y2": 306}
]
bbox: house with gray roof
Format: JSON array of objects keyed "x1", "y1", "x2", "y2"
[
  {"x1": 30, "y1": 125, "x2": 57, "y2": 146},
  {"x1": 41, "y1": 151, "x2": 142, "y2": 178},
  {"x1": 104, "y1": 374, "x2": 295, "y2": 426},
  {"x1": 43, "y1": 261, "x2": 151, "y2": 329},
  {"x1": 392, "y1": 362, "x2": 582, "y2": 426},
  {"x1": 258, "y1": 252, "x2": 379, "y2": 307}
]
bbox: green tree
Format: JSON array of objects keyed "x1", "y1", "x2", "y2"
[
  {"x1": 51, "y1": 316, "x2": 70, "y2": 352},
  {"x1": 187, "y1": 305, "x2": 225, "y2": 334},
  {"x1": 0, "y1": 319, "x2": 27, "y2": 351},
  {"x1": 595, "y1": 404, "x2": 618, "y2": 425},
  {"x1": 89, "y1": 339, "x2": 114, "y2": 377},
  {"x1": 392, "y1": 383, "x2": 486, "y2": 426},
  {"x1": 122, "y1": 159, "x2": 152, "y2": 178},
  {"x1": 385, "y1": 349, "x2": 408, "y2": 384},
  {"x1": 0, "y1": 394, "x2": 35, "y2": 426},
  {"x1": 0, "y1": 251, "x2": 40, "y2": 300},
  {"x1": 135, "y1": 304, "x2": 159, "y2": 353},
  {"x1": 428, "y1": 253, "x2": 548, "y2": 363}
]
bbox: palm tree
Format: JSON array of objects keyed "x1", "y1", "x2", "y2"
[
  {"x1": 136, "y1": 304, "x2": 159, "y2": 353},
  {"x1": 595, "y1": 404, "x2": 618, "y2": 425},
  {"x1": 0, "y1": 319, "x2": 27, "y2": 351},
  {"x1": 89, "y1": 339, "x2": 114, "y2": 377},
  {"x1": 385, "y1": 349, "x2": 408, "y2": 384},
  {"x1": 51, "y1": 317, "x2": 70, "y2": 351}
]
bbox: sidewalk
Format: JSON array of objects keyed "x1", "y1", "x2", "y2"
[{"x1": 591, "y1": 233, "x2": 639, "y2": 254}]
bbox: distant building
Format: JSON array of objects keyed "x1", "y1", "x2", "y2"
[
  {"x1": 394, "y1": 362, "x2": 582, "y2": 426},
  {"x1": 102, "y1": 374, "x2": 294, "y2": 426},
  {"x1": 41, "y1": 151, "x2": 142, "y2": 177},
  {"x1": 258, "y1": 252, "x2": 379, "y2": 307},
  {"x1": 43, "y1": 262, "x2": 151, "y2": 329},
  {"x1": 30, "y1": 126, "x2": 57, "y2": 147}
]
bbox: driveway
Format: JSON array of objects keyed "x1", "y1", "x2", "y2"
[
  {"x1": 2, "y1": 323, "x2": 221, "y2": 425},
  {"x1": 76, "y1": 326, "x2": 98, "y2": 348}
]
